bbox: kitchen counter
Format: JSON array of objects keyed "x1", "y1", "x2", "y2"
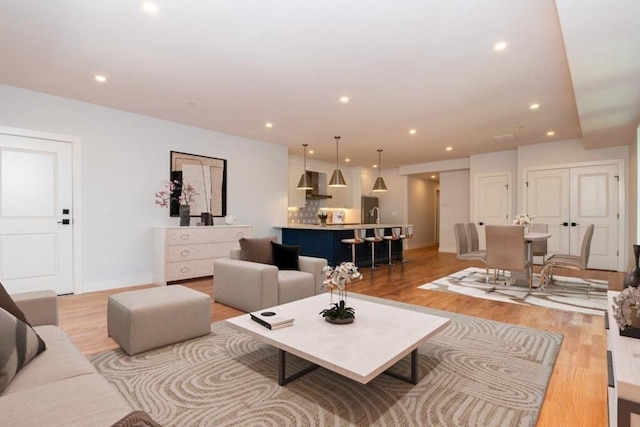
[{"x1": 277, "y1": 224, "x2": 412, "y2": 267}]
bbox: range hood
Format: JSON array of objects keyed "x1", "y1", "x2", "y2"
[{"x1": 305, "y1": 171, "x2": 332, "y2": 199}]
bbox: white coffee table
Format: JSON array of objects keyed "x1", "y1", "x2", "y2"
[{"x1": 226, "y1": 293, "x2": 450, "y2": 385}]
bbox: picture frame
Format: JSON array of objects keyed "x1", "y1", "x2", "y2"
[{"x1": 170, "y1": 151, "x2": 227, "y2": 218}]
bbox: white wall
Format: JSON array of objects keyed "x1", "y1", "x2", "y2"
[
  {"x1": 407, "y1": 176, "x2": 438, "y2": 249},
  {"x1": 0, "y1": 85, "x2": 288, "y2": 293},
  {"x1": 438, "y1": 170, "x2": 470, "y2": 253}
]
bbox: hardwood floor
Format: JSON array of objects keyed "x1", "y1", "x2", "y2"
[{"x1": 57, "y1": 246, "x2": 622, "y2": 427}]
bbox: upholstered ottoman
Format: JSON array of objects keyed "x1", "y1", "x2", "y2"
[{"x1": 107, "y1": 285, "x2": 211, "y2": 355}]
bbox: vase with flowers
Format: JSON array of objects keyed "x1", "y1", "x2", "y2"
[
  {"x1": 319, "y1": 262, "x2": 362, "y2": 324},
  {"x1": 612, "y1": 286, "x2": 640, "y2": 338},
  {"x1": 513, "y1": 213, "x2": 535, "y2": 233},
  {"x1": 318, "y1": 208, "x2": 329, "y2": 227},
  {"x1": 155, "y1": 180, "x2": 198, "y2": 226}
]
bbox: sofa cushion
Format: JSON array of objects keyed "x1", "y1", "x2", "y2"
[
  {"x1": 0, "y1": 281, "x2": 31, "y2": 326},
  {"x1": 239, "y1": 236, "x2": 277, "y2": 264},
  {"x1": 0, "y1": 307, "x2": 46, "y2": 393},
  {"x1": 0, "y1": 373, "x2": 132, "y2": 427},
  {"x1": 4, "y1": 325, "x2": 97, "y2": 395},
  {"x1": 111, "y1": 410, "x2": 162, "y2": 427},
  {"x1": 271, "y1": 242, "x2": 300, "y2": 270}
]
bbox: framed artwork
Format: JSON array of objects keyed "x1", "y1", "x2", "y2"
[{"x1": 170, "y1": 151, "x2": 227, "y2": 217}]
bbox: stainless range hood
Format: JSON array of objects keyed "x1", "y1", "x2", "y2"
[{"x1": 305, "y1": 171, "x2": 332, "y2": 199}]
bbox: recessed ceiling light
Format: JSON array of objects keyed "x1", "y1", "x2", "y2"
[
  {"x1": 546, "y1": 130, "x2": 555, "y2": 136},
  {"x1": 142, "y1": 2, "x2": 158, "y2": 14},
  {"x1": 430, "y1": 175, "x2": 436, "y2": 179},
  {"x1": 308, "y1": 150, "x2": 314, "y2": 154},
  {"x1": 345, "y1": 158, "x2": 350, "y2": 162},
  {"x1": 265, "y1": 122, "x2": 273, "y2": 128},
  {"x1": 94, "y1": 75, "x2": 107, "y2": 83},
  {"x1": 340, "y1": 96, "x2": 349, "y2": 104},
  {"x1": 446, "y1": 146, "x2": 453, "y2": 151},
  {"x1": 373, "y1": 164, "x2": 378, "y2": 168},
  {"x1": 529, "y1": 103, "x2": 540, "y2": 110},
  {"x1": 494, "y1": 41, "x2": 507, "y2": 51},
  {"x1": 409, "y1": 129, "x2": 417, "y2": 135}
]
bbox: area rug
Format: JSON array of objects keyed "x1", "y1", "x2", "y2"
[
  {"x1": 90, "y1": 295, "x2": 562, "y2": 427},
  {"x1": 418, "y1": 267, "x2": 608, "y2": 316}
]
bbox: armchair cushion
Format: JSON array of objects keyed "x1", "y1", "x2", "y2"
[
  {"x1": 271, "y1": 242, "x2": 300, "y2": 270},
  {"x1": 239, "y1": 236, "x2": 277, "y2": 264}
]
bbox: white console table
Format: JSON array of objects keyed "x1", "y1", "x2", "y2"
[
  {"x1": 152, "y1": 225, "x2": 252, "y2": 285},
  {"x1": 607, "y1": 291, "x2": 640, "y2": 427}
]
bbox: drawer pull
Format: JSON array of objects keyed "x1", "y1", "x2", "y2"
[
  {"x1": 181, "y1": 250, "x2": 190, "y2": 257},
  {"x1": 180, "y1": 266, "x2": 190, "y2": 273},
  {"x1": 180, "y1": 234, "x2": 190, "y2": 241}
]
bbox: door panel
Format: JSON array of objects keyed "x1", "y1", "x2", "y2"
[
  {"x1": 0, "y1": 134, "x2": 73, "y2": 294},
  {"x1": 476, "y1": 174, "x2": 509, "y2": 248},
  {"x1": 527, "y1": 169, "x2": 570, "y2": 255}
]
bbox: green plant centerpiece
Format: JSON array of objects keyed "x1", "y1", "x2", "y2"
[
  {"x1": 319, "y1": 262, "x2": 362, "y2": 324},
  {"x1": 612, "y1": 286, "x2": 640, "y2": 338}
]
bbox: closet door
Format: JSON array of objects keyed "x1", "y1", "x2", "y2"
[{"x1": 526, "y1": 163, "x2": 619, "y2": 271}]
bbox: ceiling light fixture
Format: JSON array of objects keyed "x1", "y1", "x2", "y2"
[
  {"x1": 409, "y1": 129, "x2": 417, "y2": 135},
  {"x1": 142, "y1": 2, "x2": 158, "y2": 14},
  {"x1": 446, "y1": 146, "x2": 453, "y2": 151},
  {"x1": 340, "y1": 96, "x2": 349, "y2": 104},
  {"x1": 94, "y1": 75, "x2": 107, "y2": 83},
  {"x1": 265, "y1": 122, "x2": 273, "y2": 128},
  {"x1": 494, "y1": 41, "x2": 507, "y2": 51},
  {"x1": 372, "y1": 149, "x2": 388, "y2": 192},
  {"x1": 530, "y1": 103, "x2": 540, "y2": 110},
  {"x1": 329, "y1": 136, "x2": 346, "y2": 187},
  {"x1": 296, "y1": 144, "x2": 313, "y2": 190},
  {"x1": 546, "y1": 131, "x2": 555, "y2": 136}
]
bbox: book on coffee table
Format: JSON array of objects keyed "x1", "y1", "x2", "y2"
[{"x1": 250, "y1": 311, "x2": 294, "y2": 330}]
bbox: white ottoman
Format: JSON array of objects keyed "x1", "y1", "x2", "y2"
[{"x1": 107, "y1": 285, "x2": 211, "y2": 355}]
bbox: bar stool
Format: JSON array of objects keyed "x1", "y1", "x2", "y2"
[
  {"x1": 398, "y1": 226, "x2": 414, "y2": 262},
  {"x1": 341, "y1": 228, "x2": 366, "y2": 266},
  {"x1": 382, "y1": 227, "x2": 402, "y2": 265},
  {"x1": 364, "y1": 228, "x2": 384, "y2": 269}
]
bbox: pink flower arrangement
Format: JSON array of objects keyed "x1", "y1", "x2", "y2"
[{"x1": 155, "y1": 180, "x2": 198, "y2": 207}]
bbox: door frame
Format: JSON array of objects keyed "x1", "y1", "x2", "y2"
[
  {"x1": 522, "y1": 159, "x2": 626, "y2": 272},
  {"x1": 0, "y1": 125, "x2": 82, "y2": 291}
]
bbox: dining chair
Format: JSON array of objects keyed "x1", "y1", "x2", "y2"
[
  {"x1": 485, "y1": 225, "x2": 532, "y2": 295},
  {"x1": 529, "y1": 222, "x2": 548, "y2": 263},
  {"x1": 454, "y1": 223, "x2": 488, "y2": 281},
  {"x1": 540, "y1": 224, "x2": 595, "y2": 297},
  {"x1": 364, "y1": 228, "x2": 384, "y2": 270}
]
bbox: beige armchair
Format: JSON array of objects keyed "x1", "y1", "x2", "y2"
[{"x1": 213, "y1": 241, "x2": 327, "y2": 313}]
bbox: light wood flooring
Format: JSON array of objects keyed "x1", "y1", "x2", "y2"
[{"x1": 57, "y1": 246, "x2": 623, "y2": 427}]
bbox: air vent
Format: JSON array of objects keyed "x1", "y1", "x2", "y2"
[{"x1": 491, "y1": 133, "x2": 517, "y2": 144}]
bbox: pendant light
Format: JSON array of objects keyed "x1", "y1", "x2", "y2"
[
  {"x1": 372, "y1": 149, "x2": 388, "y2": 192},
  {"x1": 329, "y1": 136, "x2": 346, "y2": 187},
  {"x1": 296, "y1": 144, "x2": 313, "y2": 190}
]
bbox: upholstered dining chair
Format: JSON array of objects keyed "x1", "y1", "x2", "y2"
[
  {"x1": 485, "y1": 225, "x2": 532, "y2": 294},
  {"x1": 540, "y1": 224, "x2": 595, "y2": 296},
  {"x1": 454, "y1": 223, "x2": 488, "y2": 281},
  {"x1": 529, "y1": 222, "x2": 548, "y2": 263}
]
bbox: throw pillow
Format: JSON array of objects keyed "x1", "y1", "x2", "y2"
[
  {"x1": 0, "y1": 281, "x2": 31, "y2": 326},
  {"x1": 0, "y1": 307, "x2": 47, "y2": 393},
  {"x1": 110, "y1": 410, "x2": 162, "y2": 427},
  {"x1": 239, "y1": 236, "x2": 277, "y2": 265},
  {"x1": 271, "y1": 242, "x2": 300, "y2": 271}
]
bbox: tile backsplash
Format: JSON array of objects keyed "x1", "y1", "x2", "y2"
[{"x1": 287, "y1": 199, "x2": 322, "y2": 224}]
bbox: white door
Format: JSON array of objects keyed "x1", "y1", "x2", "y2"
[
  {"x1": 0, "y1": 134, "x2": 74, "y2": 294},
  {"x1": 526, "y1": 163, "x2": 619, "y2": 271},
  {"x1": 475, "y1": 173, "x2": 510, "y2": 248}
]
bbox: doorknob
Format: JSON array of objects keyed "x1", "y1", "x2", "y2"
[
  {"x1": 560, "y1": 222, "x2": 569, "y2": 226},
  {"x1": 571, "y1": 222, "x2": 578, "y2": 226},
  {"x1": 478, "y1": 222, "x2": 485, "y2": 226},
  {"x1": 57, "y1": 219, "x2": 70, "y2": 225}
]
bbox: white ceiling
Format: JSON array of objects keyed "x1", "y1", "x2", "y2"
[{"x1": 0, "y1": 1, "x2": 638, "y2": 169}]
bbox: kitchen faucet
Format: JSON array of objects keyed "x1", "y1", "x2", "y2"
[{"x1": 370, "y1": 207, "x2": 380, "y2": 224}]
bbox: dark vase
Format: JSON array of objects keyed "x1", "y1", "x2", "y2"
[
  {"x1": 179, "y1": 205, "x2": 191, "y2": 227},
  {"x1": 325, "y1": 316, "x2": 354, "y2": 324},
  {"x1": 623, "y1": 244, "x2": 640, "y2": 289}
]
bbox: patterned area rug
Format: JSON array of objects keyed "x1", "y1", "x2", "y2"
[
  {"x1": 90, "y1": 295, "x2": 562, "y2": 427},
  {"x1": 418, "y1": 267, "x2": 608, "y2": 316}
]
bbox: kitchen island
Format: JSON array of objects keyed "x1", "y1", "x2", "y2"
[{"x1": 276, "y1": 224, "x2": 412, "y2": 267}]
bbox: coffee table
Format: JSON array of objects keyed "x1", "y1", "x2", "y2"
[{"x1": 226, "y1": 293, "x2": 450, "y2": 386}]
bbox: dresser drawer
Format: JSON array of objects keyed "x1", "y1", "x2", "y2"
[
  {"x1": 166, "y1": 244, "x2": 217, "y2": 262},
  {"x1": 165, "y1": 259, "x2": 214, "y2": 282},
  {"x1": 166, "y1": 227, "x2": 253, "y2": 245}
]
